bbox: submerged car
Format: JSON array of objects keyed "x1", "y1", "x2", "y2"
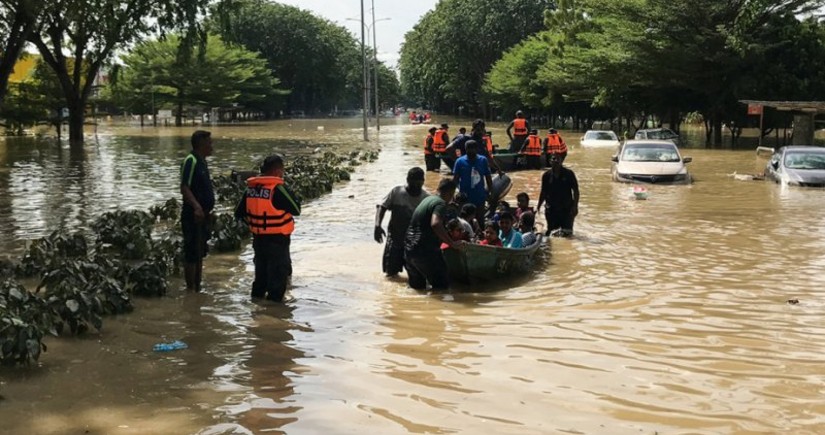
[
  {"x1": 580, "y1": 130, "x2": 621, "y2": 148},
  {"x1": 612, "y1": 140, "x2": 692, "y2": 184},
  {"x1": 765, "y1": 146, "x2": 825, "y2": 187},
  {"x1": 634, "y1": 128, "x2": 681, "y2": 146}
]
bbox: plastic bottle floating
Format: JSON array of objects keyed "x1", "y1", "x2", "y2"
[
  {"x1": 632, "y1": 185, "x2": 649, "y2": 200},
  {"x1": 153, "y1": 340, "x2": 188, "y2": 352}
]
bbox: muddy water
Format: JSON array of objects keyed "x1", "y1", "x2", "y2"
[{"x1": 2, "y1": 119, "x2": 825, "y2": 434}]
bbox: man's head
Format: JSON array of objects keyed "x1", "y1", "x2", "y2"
[
  {"x1": 472, "y1": 119, "x2": 485, "y2": 135},
  {"x1": 465, "y1": 140, "x2": 479, "y2": 158},
  {"x1": 549, "y1": 153, "x2": 562, "y2": 169},
  {"x1": 530, "y1": 129, "x2": 538, "y2": 135},
  {"x1": 516, "y1": 110, "x2": 524, "y2": 118},
  {"x1": 499, "y1": 211, "x2": 515, "y2": 233},
  {"x1": 516, "y1": 192, "x2": 529, "y2": 209},
  {"x1": 406, "y1": 167, "x2": 425, "y2": 195},
  {"x1": 191, "y1": 130, "x2": 213, "y2": 157},
  {"x1": 440, "y1": 123, "x2": 449, "y2": 130},
  {"x1": 459, "y1": 127, "x2": 467, "y2": 135},
  {"x1": 260, "y1": 154, "x2": 285, "y2": 177},
  {"x1": 520, "y1": 211, "x2": 535, "y2": 232},
  {"x1": 437, "y1": 178, "x2": 457, "y2": 202},
  {"x1": 428, "y1": 127, "x2": 437, "y2": 135},
  {"x1": 486, "y1": 131, "x2": 493, "y2": 137},
  {"x1": 549, "y1": 128, "x2": 558, "y2": 134}
]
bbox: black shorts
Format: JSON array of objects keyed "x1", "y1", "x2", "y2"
[
  {"x1": 181, "y1": 216, "x2": 210, "y2": 263},
  {"x1": 544, "y1": 207, "x2": 575, "y2": 233},
  {"x1": 405, "y1": 251, "x2": 449, "y2": 290},
  {"x1": 382, "y1": 233, "x2": 405, "y2": 275}
]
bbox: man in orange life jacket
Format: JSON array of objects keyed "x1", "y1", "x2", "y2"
[
  {"x1": 432, "y1": 123, "x2": 450, "y2": 170},
  {"x1": 544, "y1": 128, "x2": 568, "y2": 165},
  {"x1": 235, "y1": 155, "x2": 302, "y2": 302},
  {"x1": 506, "y1": 110, "x2": 531, "y2": 152},
  {"x1": 519, "y1": 129, "x2": 543, "y2": 169},
  {"x1": 424, "y1": 127, "x2": 439, "y2": 171}
]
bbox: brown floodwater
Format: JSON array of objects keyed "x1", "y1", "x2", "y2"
[{"x1": 2, "y1": 118, "x2": 825, "y2": 434}]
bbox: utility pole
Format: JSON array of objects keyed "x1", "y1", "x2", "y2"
[
  {"x1": 372, "y1": 0, "x2": 380, "y2": 131},
  {"x1": 360, "y1": 0, "x2": 369, "y2": 141}
]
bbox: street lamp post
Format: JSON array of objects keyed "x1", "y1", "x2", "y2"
[
  {"x1": 347, "y1": 14, "x2": 391, "y2": 132},
  {"x1": 360, "y1": 0, "x2": 368, "y2": 141}
]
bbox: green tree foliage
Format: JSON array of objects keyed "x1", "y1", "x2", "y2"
[
  {"x1": 219, "y1": 0, "x2": 399, "y2": 115},
  {"x1": 483, "y1": 0, "x2": 825, "y2": 145},
  {"x1": 111, "y1": 34, "x2": 284, "y2": 125},
  {"x1": 0, "y1": 57, "x2": 64, "y2": 135},
  {"x1": 28, "y1": 0, "x2": 212, "y2": 144},
  {"x1": 398, "y1": 0, "x2": 554, "y2": 114}
]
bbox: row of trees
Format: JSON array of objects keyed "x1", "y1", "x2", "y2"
[
  {"x1": 0, "y1": 0, "x2": 400, "y2": 144},
  {"x1": 398, "y1": 0, "x2": 554, "y2": 116},
  {"x1": 482, "y1": 0, "x2": 825, "y2": 145}
]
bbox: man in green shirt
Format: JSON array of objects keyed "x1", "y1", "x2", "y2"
[{"x1": 404, "y1": 178, "x2": 462, "y2": 290}]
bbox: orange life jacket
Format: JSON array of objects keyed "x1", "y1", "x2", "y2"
[
  {"x1": 245, "y1": 176, "x2": 294, "y2": 236},
  {"x1": 523, "y1": 135, "x2": 542, "y2": 156},
  {"x1": 546, "y1": 133, "x2": 568, "y2": 154},
  {"x1": 513, "y1": 118, "x2": 527, "y2": 136},
  {"x1": 433, "y1": 129, "x2": 448, "y2": 154},
  {"x1": 484, "y1": 135, "x2": 493, "y2": 155},
  {"x1": 424, "y1": 134, "x2": 433, "y2": 155}
]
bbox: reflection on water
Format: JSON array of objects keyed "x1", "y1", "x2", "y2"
[{"x1": 2, "y1": 120, "x2": 825, "y2": 434}]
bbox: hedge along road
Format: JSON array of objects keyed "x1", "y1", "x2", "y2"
[{"x1": 2, "y1": 119, "x2": 825, "y2": 434}]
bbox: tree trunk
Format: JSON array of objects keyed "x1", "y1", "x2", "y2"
[
  {"x1": 67, "y1": 97, "x2": 85, "y2": 144},
  {"x1": 140, "y1": 114, "x2": 144, "y2": 127},
  {"x1": 176, "y1": 97, "x2": 183, "y2": 127},
  {"x1": 713, "y1": 117, "x2": 723, "y2": 146}
]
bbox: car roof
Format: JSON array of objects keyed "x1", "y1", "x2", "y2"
[
  {"x1": 623, "y1": 140, "x2": 679, "y2": 147},
  {"x1": 637, "y1": 128, "x2": 674, "y2": 133},
  {"x1": 780, "y1": 145, "x2": 825, "y2": 152},
  {"x1": 585, "y1": 130, "x2": 614, "y2": 133}
]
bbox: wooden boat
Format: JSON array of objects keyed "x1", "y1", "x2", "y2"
[{"x1": 443, "y1": 236, "x2": 545, "y2": 285}]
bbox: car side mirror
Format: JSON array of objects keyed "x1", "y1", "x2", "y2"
[
  {"x1": 682, "y1": 157, "x2": 692, "y2": 164},
  {"x1": 580, "y1": 136, "x2": 585, "y2": 142},
  {"x1": 611, "y1": 155, "x2": 619, "y2": 163},
  {"x1": 771, "y1": 160, "x2": 779, "y2": 170}
]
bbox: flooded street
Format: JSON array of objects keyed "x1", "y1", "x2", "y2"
[{"x1": 2, "y1": 119, "x2": 825, "y2": 434}]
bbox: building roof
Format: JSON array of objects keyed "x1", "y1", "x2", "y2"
[{"x1": 740, "y1": 100, "x2": 825, "y2": 113}]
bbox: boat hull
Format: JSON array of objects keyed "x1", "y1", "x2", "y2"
[{"x1": 443, "y1": 236, "x2": 545, "y2": 285}]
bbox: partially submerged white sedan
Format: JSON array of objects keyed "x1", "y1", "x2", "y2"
[
  {"x1": 580, "y1": 130, "x2": 621, "y2": 148},
  {"x1": 611, "y1": 140, "x2": 692, "y2": 184}
]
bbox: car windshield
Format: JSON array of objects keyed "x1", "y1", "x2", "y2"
[
  {"x1": 646, "y1": 129, "x2": 678, "y2": 140},
  {"x1": 586, "y1": 131, "x2": 617, "y2": 141},
  {"x1": 784, "y1": 151, "x2": 825, "y2": 170},
  {"x1": 622, "y1": 144, "x2": 681, "y2": 162}
]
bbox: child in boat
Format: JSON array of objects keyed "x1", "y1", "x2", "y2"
[
  {"x1": 441, "y1": 219, "x2": 468, "y2": 250},
  {"x1": 514, "y1": 192, "x2": 535, "y2": 224},
  {"x1": 498, "y1": 211, "x2": 524, "y2": 248},
  {"x1": 479, "y1": 221, "x2": 503, "y2": 246},
  {"x1": 490, "y1": 200, "x2": 511, "y2": 223},
  {"x1": 459, "y1": 203, "x2": 480, "y2": 238},
  {"x1": 520, "y1": 211, "x2": 537, "y2": 246}
]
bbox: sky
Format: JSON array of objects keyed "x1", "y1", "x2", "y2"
[{"x1": 276, "y1": 0, "x2": 439, "y2": 68}]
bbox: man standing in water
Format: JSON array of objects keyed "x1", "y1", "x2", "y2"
[
  {"x1": 537, "y1": 154, "x2": 579, "y2": 237},
  {"x1": 506, "y1": 110, "x2": 530, "y2": 152},
  {"x1": 452, "y1": 140, "x2": 493, "y2": 222},
  {"x1": 374, "y1": 167, "x2": 429, "y2": 277},
  {"x1": 180, "y1": 130, "x2": 215, "y2": 292},
  {"x1": 405, "y1": 178, "x2": 462, "y2": 290},
  {"x1": 235, "y1": 155, "x2": 302, "y2": 301}
]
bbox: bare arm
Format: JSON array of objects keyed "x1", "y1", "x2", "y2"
[
  {"x1": 506, "y1": 121, "x2": 514, "y2": 140},
  {"x1": 536, "y1": 173, "x2": 547, "y2": 210},
  {"x1": 374, "y1": 204, "x2": 388, "y2": 243},
  {"x1": 432, "y1": 212, "x2": 460, "y2": 249}
]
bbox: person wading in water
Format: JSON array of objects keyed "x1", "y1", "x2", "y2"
[
  {"x1": 180, "y1": 130, "x2": 215, "y2": 292},
  {"x1": 537, "y1": 153, "x2": 579, "y2": 237},
  {"x1": 235, "y1": 155, "x2": 302, "y2": 301},
  {"x1": 374, "y1": 167, "x2": 429, "y2": 277}
]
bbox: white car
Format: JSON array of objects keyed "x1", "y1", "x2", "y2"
[
  {"x1": 611, "y1": 140, "x2": 692, "y2": 184},
  {"x1": 580, "y1": 130, "x2": 621, "y2": 148}
]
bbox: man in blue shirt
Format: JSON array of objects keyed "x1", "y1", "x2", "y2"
[{"x1": 452, "y1": 140, "x2": 493, "y2": 222}]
